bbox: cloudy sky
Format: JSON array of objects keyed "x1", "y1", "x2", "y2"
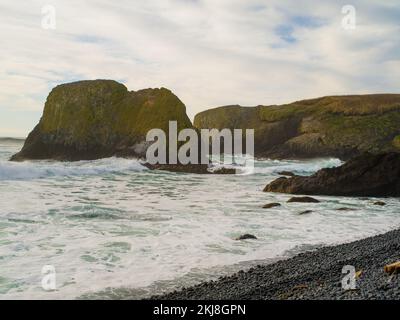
[{"x1": 0, "y1": 0, "x2": 399, "y2": 137}]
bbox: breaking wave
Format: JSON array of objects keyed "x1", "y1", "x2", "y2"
[
  {"x1": 255, "y1": 157, "x2": 342, "y2": 176},
  {"x1": 0, "y1": 157, "x2": 147, "y2": 181}
]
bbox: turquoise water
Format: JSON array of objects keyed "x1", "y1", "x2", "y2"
[{"x1": 0, "y1": 138, "x2": 399, "y2": 299}]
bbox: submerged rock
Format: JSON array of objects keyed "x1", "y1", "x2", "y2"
[
  {"x1": 336, "y1": 207, "x2": 356, "y2": 211},
  {"x1": 262, "y1": 203, "x2": 281, "y2": 209},
  {"x1": 373, "y1": 201, "x2": 386, "y2": 206},
  {"x1": 287, "y1": 196, "x2": 320, "y2": 203},
  {"x1": 235, "y1": 234, "x2": 257, "y2": 240},
  {"x1": 299, "y1": 210, "x2": 313, "y2": 215},
  {"x1": 264, "y1": 153, "x2": 400, "y2": 197},
  {"x1": 212, "y1": 167, "x2": 236, "y2": 174},
  {"x1": 11, "y1": 80, "x2": 192, "y2": 161}
]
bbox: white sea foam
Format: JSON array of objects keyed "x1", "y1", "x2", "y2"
[
  {"x1": 1, "y1": 141, "x2": 399, "y2": 300},
  {"x1": 255, "y1": 158, "x2": 343, "y2": 176},
  {"x1": 209, "y1": 156, "x2": 342, "y2": 176},
  {"x1": 0, "y1": 157, "x2": 146, "y2": 181}
]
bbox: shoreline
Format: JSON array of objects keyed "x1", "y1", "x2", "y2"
[{"x1": 154, "y1": 228, "x2": 400, "y2": 300}]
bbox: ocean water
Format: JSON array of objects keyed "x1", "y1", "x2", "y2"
[{"x1": 0, "y1": 138, "x2": 399, "y2": 299}]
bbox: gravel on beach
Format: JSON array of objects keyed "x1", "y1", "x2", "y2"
[{"x1": 155, "y1": 229, "x2": 400, "y2": 300}]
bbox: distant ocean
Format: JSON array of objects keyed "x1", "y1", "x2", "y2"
[{"x1": 1, "y1": 137, "x2": 399, "y2": 299}]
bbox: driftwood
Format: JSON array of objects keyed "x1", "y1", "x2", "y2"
[{"x1": 384, "y1": 261, "x2": 400, "y2": 274}]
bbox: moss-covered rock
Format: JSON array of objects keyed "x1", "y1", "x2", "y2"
[
  {"x1": 194, "y1": 94, "x2": 400, "y2": 159},
  {"x1": 11, "y1": 80, "x2": 192, "y2": 161},
  {"x1": 393, "y1": 135, "x2": 400, "y2": 150}
]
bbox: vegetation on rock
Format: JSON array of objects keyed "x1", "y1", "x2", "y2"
[
  {"x1": 11, "y1": 80, "x2": 192, "y2": 161},
  {"x1": 194, "y1": 94, "x2": 400, "y2": 159}
]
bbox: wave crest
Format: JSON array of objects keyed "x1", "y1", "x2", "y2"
[{"x1": 0, "y1": 157, "x2": 146, "y2": 181}]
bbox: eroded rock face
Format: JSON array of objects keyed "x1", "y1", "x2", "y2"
[
  {"x1": 11, "y1": 80, "x2": 192, "y2": 161},
  {"x1": 264, "y1": 152, "x2": 400, "y2": 197},
  {"x1": 194, "y1": 95, "x2": 400, "y2": 160}
]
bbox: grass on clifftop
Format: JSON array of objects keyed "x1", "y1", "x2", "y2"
[
  {"x1": 40, "y1": 80, "x2": 192, "y2": 147},
  {"x1": 393, "y1": 135, "x2": 400, "y2": 149},
  {"x1": 259, "y1": 94, "x2": 400, "y2": 122}
]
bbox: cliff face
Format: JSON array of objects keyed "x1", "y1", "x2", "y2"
[
  {"x1": 194, "y1": 95, "x2": 400, "y2": 160},
  {"x1": 11, "y1": 80, "x2": 192, "y2": 161}
]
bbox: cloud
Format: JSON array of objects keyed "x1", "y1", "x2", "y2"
[{"x1": 0, "y1": 0, "x2": 399, "y2": 136}]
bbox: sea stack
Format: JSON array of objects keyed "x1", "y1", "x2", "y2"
[{"x1": 10, "y1": 80, "x2": 192, "y2": 161}]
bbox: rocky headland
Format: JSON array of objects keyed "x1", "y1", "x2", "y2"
[
  {"x1": 11, "y1": 84, "x2": 400, "y2": 163},
  {"x1": 194, "y1": 94, "x2": 400, "y2": 160}
]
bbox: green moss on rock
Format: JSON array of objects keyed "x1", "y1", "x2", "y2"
[
  {"x1": 393, "y1": 136, "x2": 400, "y2": 149},
  {"x1": 194, "y1": 94, "x2": 400, "y2": 159},
  {"x1": 11, "y1": 80, "x2": 192, "y2": 161}
]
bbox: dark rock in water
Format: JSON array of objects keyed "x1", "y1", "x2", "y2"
[
  {"x1": 235, "y1": 234, "x2": 257, "y2": 240},
  {"x1": 263, "y1": 203, "x2": 281, "y2": 209},
  {"x1": 143, "y1": 163, "x2": 209, "y2": 174},
  {"x1": 336, "y1": 207, "x2": 356, "y2": 211},
  {"x1": 299, "y1": 210, "x2": 313, "y2": 215},
  {"x1": 264, "y1": 153, "x2": 400, "y2": 197},
  {"x1": 373, "y1": 201, "x2": 386, "y2": 206},
  {"x1": 10, "y1": 80, "x2": 192, "y2": 161},
  {"x1": 277, "y1": 171, "x2": 296, "y2": 177},
  {"x1": 143, "y1": 163, "x2": 235, "y2": 174},
  {"x1": 212, "y1": 167, "x2": 236, "y2": 174},
  {"x1": 287, "y1": 196, "x2": 320, "y2": 203}
]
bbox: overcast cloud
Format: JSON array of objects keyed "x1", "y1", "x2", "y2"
[{"x1": 0, "y1": 0, "x2": 399, "y2": 136}]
